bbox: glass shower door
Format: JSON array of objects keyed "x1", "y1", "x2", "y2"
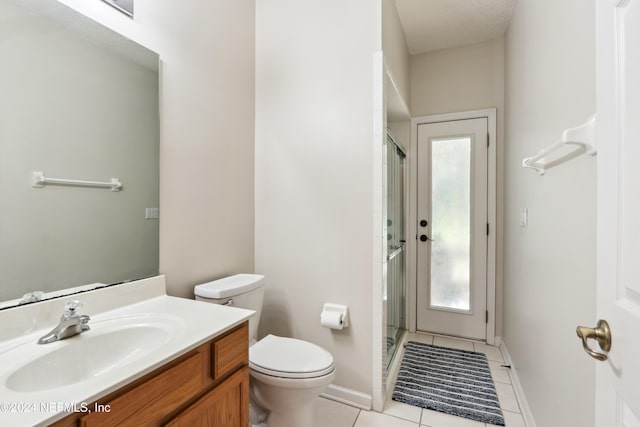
[{"x1": 385, "y1": 134, "x2": 406, "y2": 369}]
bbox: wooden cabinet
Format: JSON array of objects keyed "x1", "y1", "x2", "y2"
[
  {"x1": 51, "y1": 322, "x2": 249, "y2": 427},
  {"x1": 165, "y1": 366, "x2": 248, "y2": 427}
]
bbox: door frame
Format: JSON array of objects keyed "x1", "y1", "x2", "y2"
[{"x1": 408, "y1": 109, "x2": 497, "y2": 344}]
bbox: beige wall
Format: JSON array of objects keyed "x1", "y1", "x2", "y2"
[
  {"x1": 410, "y1": 39, "x2": 505, "y2": 337},
  {"x1": 59, "y1": 0, "x2": 256, "y2": 299},
  {"x1": 382, "y1": 0, "x2": 410, "y2": 107},
  {"x1": 153, "y1": 0, "x2": 255, "y2": 298},
  {"x1": 411, "y1": 39, "x2": 505, "y2": 117},
  {"x1": 503, "y1": 0, "x2": 596, "y2": 425},
  {"x1": 255, "y1": 0, "x2": 380, "y2": 398}
]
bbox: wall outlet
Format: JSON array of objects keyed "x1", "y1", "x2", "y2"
[
  {"x1": 520, "y1": 208, "x2": 528, "y2": 228},
  {"x1": 145, "y1": 208, "x2": 159, "y2": 219}
]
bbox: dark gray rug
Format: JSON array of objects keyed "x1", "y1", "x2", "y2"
[{"x1": 392, "y1": 341, "x2": 505, "y2": 426}]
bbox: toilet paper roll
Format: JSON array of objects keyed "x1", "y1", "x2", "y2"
[{"x1": 320, "y1": 311, "x2": 343, "y2": 330}]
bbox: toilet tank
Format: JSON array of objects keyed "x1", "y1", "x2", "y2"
[{"x1": 194, "y1": 274, "x2": 265, "y2": 344}]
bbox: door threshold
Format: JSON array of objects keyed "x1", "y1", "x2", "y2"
[{"x1": 413, "y1": 330, "x2": 488, "y2": 345}]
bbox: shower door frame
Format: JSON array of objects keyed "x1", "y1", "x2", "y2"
[
  {"x1": 385, "y1": 133, "x2": 407, "y2": 370},
  {"x1": 408, "y1": 109, "x2": 497, "y2": 345}
]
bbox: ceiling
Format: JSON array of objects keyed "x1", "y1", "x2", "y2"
[{"x1": 393, "y1": 0, "x2": 516, "y2": 55}]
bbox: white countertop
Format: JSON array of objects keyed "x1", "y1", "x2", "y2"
[{"x1": 0, "y1": 281, "x2": 254, "y2": 427}]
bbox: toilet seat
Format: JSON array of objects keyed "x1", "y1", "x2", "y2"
[{"x1": 249, "y1": 335, "x2": 335, "y2": 379}]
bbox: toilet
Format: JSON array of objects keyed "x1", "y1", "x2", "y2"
[{"x1": 194, "y1": 274, "x2": 336, "y2": 427}]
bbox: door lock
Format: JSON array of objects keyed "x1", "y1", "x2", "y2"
[
  {"x1": 420, "y1": 219, "x2": 428, "y2": 227},
  {"x1": 419, "y1": 234, "x2": 433, "y2": 242}
]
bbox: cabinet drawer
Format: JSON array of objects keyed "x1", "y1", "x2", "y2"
[
  {"x1": 81, "y1": 350, "x2": 205, "y2": 427},
  {"x1": 212, "y1": 323, "x2": 248, "y2": 381}
]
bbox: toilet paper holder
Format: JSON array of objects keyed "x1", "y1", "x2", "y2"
[{"x1": 320, "y1": 303, "x2": 349, "y2": 329}]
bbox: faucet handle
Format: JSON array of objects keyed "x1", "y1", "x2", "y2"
[
  {"x1": 64, "y1": 300, "x2": 83, "y2": 315},
  {"x1": 19, "y1": 291, "x2": 44, "y2": 304}
]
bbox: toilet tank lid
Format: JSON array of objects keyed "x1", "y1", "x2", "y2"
[{"x1": 194, "y1": 274, "x2": 265, "y2": 299}]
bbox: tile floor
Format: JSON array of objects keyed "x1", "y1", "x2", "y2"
[{"x1": 313, "y1": 332, "x2": 527, "y2": 427}]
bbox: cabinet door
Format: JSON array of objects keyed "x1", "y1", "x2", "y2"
[{"x1": 164, "y1": 366, "x2": 249, "y2": 427}]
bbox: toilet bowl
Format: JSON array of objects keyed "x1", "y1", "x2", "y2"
[
  {"x1": 250, "y1": 334, "x2": 335, "y2": 426},
  {"x1": 194, "y1": 274, "x2": 335, "y2": 427}
]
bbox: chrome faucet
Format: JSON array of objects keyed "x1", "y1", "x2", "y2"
[{"x1": 37, "y1": 300, "x2": 90, "y2": 344}]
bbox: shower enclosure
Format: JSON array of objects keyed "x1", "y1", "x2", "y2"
[{"x1": 385, "y1": 133, "x2": 406, "y2": 369}]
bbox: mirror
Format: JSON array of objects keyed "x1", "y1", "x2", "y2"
[
  {"x1": 0, "y1": 0, "x2": 159, "y2": 309},
  {"x1": 101, "y1": 0, "x2": 134, "y2": 18}
]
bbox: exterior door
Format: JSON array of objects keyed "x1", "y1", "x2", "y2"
[
  {"x1": 416, "y1": 118, "x2": 488, "y2": 340},
  {"x1": 593, "y1": 0, "x2": 640, "y2": 425}
]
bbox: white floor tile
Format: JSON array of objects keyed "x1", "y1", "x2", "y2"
[
  {"x1": 408, "y1": 332, "x2": 434, "y2": 345},
  {"x1": 488, "y1": 361, "x2": 511, "y2": 384},
  {"x1": 420, "y1": 409, "x2": 485, "y2": 427},
  {"x1": 473, "y1": 343, "x2": 504, "y2": 362},
  {"x1": 313, "y1": 397, "x2": 360, "y2": 427},
  {"x1": 383, "y1": 398, "x2": 422, "y2": 423},
  {"x1": 501, "y1": 410, "x2": 526, "y2": 427},
  {"x1": 355, "y1": 410, "x2": 419, "y2": 427},
  {"x1": 386, "y1": 335, "x2": 524, "y2": 427},
  {"x1": 494, "y1": 382, "x2": 520, "y2": 413},
  {"x1": 433, "y1": 336, "x2": 474, "y2": 351}
]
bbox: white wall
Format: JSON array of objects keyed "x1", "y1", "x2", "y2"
[
  {"x1": 410, "y1": 39, "x2": 505, "y2": 337},
  {"x1": 255, "y1": 0, "x2": 380, "y2": 399},
  {"x1": 57, "y1": 0, "x2": 256, "y2": 299},
  {"x1": 503, "y1": 0, "x2": 596, "y2": 425}
]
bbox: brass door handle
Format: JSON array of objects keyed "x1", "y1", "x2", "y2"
[{"x1": 576, "y1": 319, "x2": 611, "y2": 361}]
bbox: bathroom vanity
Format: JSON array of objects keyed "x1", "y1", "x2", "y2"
[
  {"x1": 52, "y1": 322, "x2": 249, "y2": 427},
  {"x1": 0, "y1": 276, "x2": 253, "y2": 427}
]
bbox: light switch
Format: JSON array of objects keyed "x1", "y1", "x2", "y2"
[
  {"x1": 520, "y1": 208, "x2": 528, "y2": 228},
  {"x1": 145, "y1": 208, "x2": 159, "y2": 219}
]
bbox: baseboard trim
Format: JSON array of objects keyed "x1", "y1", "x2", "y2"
[
  {"x1": 499, "y1": 341, "x2": 537, "y2": 427},
  {"x1": 320, "y1": 384, "x2": 372, "y2": 410}
]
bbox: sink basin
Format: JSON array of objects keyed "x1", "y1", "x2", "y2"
[{"x1": 5, "y1": 315, "x2": 184, "y2": 392}]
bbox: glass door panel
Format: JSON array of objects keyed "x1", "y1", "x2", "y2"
[
  {"x1": 385, "y1": 134, "x2": 405, "y2": 369},
  {"x1": 430, "y1": 138, "x2": 471, "y2": 311}
]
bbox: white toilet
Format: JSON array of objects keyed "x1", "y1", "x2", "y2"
[{"x1": 194, "y1": 274, "x2": 336, "y2": 427}]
